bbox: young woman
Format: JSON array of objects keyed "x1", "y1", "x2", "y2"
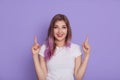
[{"x1": 32, "y1": 14, "x2": 90, "y2": 80}]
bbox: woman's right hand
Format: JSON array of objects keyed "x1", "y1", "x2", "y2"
[{"x1": 32, "y1": 35, "x2": 40, "y2": 55}]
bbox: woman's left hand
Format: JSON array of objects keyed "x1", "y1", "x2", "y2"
[{"x1": 82, "y1": 35, "x2": 91, "y2": 57}]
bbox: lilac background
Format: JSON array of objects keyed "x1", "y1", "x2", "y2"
[{"x1": 0, "y1": 0, "x2": 120, "y2": 80}]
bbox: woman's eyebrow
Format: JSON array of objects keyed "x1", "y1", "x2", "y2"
[
  {"x1": 54, "y1": 25, "x2": 58, "y2": 26},
  {"x1": 62, "y1": 25, "x2": 67, "y2": 26}
]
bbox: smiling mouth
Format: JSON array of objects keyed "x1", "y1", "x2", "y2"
[{"x1": 57, "y1": 34, "x2": 64, "y2": 37}]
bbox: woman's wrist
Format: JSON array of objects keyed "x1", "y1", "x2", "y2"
[
  {"x1": 84, "y1": 54, "x2": 90, "y2": 60},
  {"x1": 33, "y1": 53, "x2": 39, "y2": 58}
]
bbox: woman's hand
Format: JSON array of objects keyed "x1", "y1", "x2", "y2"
[
  {"x1": 82, "y1": 35, "x2": 91, "y2": 57},
  {"x1": 75, "y1": 35, "x2": 91, "y2": 80},
  {"x1": 32, "y1": 35, "x2": 40, "y2": 55}
]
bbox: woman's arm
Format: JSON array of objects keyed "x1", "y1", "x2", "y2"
[
  {"x1": 75, "y1": 55, "x2": 90, "y2": 80},
  {"x1": 74, "y1": 55, "x2": 82, "y2": 78},
  {"x1": 33, "y1": 54, "x2": 46, "y2": 80},
  {"x1": 39, "y1": 55, "x2": 48, "y2": 78},
  {"x1": 32, "y1": 36, "x2": 46, "y2": 80},
  {"x1": 75, "y1": 35, "x2": 91, "y2": 80}
]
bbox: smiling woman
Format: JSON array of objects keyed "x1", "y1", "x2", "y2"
[
  {"x1": 32, "y1": 14, "x2": 91, "y2": 80},
  {"x1": 54, "y1": 20, "x2": 68, "y2": 45}
]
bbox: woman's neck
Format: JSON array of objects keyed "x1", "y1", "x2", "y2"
[{"x1": 55, "y1": 40, "x2": 65, "y2": 47}]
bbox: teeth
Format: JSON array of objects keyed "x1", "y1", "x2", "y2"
[{"x1": 57, "y1": 34, "x2": 63, "y2": 37}]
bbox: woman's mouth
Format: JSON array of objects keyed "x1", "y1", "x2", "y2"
[{"x1": 57, "y1": 34, "x2": 64, "y2": 37}]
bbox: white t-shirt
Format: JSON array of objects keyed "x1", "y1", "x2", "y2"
[{"x1": 39, "y1": 43, "x2": 82, "y2": 80}]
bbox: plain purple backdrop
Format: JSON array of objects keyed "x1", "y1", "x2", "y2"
[{"x1": 0, "y1": 0, "x2": 120, "y2": 80}]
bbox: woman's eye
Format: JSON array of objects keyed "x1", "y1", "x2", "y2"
[
  {"x1": 62, "y1": 26, "x2": 67, "y2": 29},
  {"x1": 53, "y1": 26, "x2": 58, "y2": 29}
]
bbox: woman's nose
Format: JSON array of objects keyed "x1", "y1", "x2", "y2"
[{"x1": 58, "y1": 28, "x2": 62, "y2": 33}]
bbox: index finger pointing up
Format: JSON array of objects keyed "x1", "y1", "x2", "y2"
[
  {"x1": 34, "y1": 35, "x2": 38, "y2": 44},
  {"x1": 85, "y1": 35, "x2": 89, "y2": 43}
]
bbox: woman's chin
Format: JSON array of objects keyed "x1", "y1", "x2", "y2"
[{"x1": 55, "y1": 38, "x2": 65, "y2": 42}]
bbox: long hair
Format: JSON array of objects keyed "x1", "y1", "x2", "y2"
[{"x1": 44, "y1": 14, "x2": 72, "y2": 61}]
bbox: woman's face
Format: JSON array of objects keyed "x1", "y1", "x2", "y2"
[{"x1": 53, "y1": 20, "x2": 67, "y2": 42}]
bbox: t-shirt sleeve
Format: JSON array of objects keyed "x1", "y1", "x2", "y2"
[
  {"x1": 73, "y1": 44, "x2": 82, "y2": 58},
  {"x1": 38, "y1": 44, "x2": 46, "y2": 57}
]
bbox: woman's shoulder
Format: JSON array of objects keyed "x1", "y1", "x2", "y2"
[
  {"x1": 40, "y1": 42, "x2": 47, "y2": 51},
  {"x1": 70, "y1": 42, "x2": 80, "y2": 48},
  {"x1": 70, "y1": 42, "x2": 82, "y2": 57}
]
